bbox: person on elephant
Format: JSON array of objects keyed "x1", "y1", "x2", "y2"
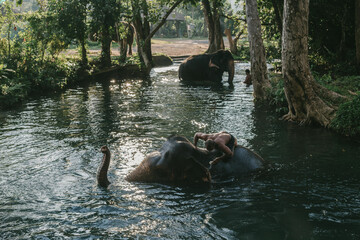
[
  {"x1": 193, "y1": 131, "x2": 238, "y2": 166},
  {"x1": 243, "y1": 69, "x2": 252, "y2": 86}
]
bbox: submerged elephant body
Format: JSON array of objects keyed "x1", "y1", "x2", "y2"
[
  {"x1": 125, "y1": 136, "x2": 212, "y2": 183},
  {"x1": 178, "y1": 50, "x2": 235, "y2": 84},
  {"x1": 125, "y1": 136, "x2": 266, "y2": 184}
]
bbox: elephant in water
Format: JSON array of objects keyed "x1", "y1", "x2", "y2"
[
  {"x1": 178, "y1": 50, "x2": 235, "y2": 85},
  {"x1": 97, "y1": 136, "x2": 267, "y2": 187}
]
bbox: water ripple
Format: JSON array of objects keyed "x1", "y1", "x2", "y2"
[{"x1": 1, "y1": 63, "x2": 360, "y2": 239}]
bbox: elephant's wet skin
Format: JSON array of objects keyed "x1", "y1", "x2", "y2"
[
  {"x1": 97, "y1": 146, "x2": 111, "y2": 188},
  {"x1": 125, "y1": 136, "x2": 212, "y2": 184},
  {"x1": 97, "y1": 136, "x2": 267, "y2": 186},
  {"x1": 178, "y1": 50, "x2": 235, "y2": 85},
  {"x1": 125, "y1": 136, "x2": 266, "y2": 184},
  {"x1": 207, "y1": 146, "x2": 267, "y2": 180}
]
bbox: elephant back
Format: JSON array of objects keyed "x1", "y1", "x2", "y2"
[{"x1": 210, "y1": 146, "x2": 267, "y2": 179}]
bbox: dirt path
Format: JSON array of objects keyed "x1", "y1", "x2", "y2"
[
  {"x1": 151, "y1": 38, "x2": 210, "y2": 57},
  {"x1": 69, "y1": 38, "x2": 230, "y2": 58}
]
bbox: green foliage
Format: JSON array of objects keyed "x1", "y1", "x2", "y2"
[
  {"x1": 258, "y1": 0, "x2": 281, "y2": 43},
  {"x1": 232, "y1": 43, "x2": 250, "y2": 61},
  {"x1": 313, "y1": 72, "x2": 360, "y2": 96},
  {"x1": 330, "y1": 95, "x2": 360, "y2": 136},
  {"x1": 267, "y1": 74, "x2": 288, "y2": 114},
  {"x1": 0, "y1": 65, "x2": 29, "y2": 106}
]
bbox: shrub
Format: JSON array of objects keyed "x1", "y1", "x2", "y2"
[
  {"x1": 330, "y1": 95, "x2": 360, "y2": 136},
  {"x1": 268, "y1": 74, "x2": 288, "y2": 114}
]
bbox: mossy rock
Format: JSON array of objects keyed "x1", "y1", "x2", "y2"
[{"x1": 152, "y1": 55, "x2": 173, "y2": 67}]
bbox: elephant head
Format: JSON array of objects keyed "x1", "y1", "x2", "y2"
[
  {"x1": 125, "y1": 136, "x2": 212, "y2": 184},
  {"x1": 208, "y1": 50, "x2": 235, "y2": 84}
]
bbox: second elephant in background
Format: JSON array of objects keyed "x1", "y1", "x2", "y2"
[{"x1": 178, "y1": 50, "x2": 235, "y2": 85}]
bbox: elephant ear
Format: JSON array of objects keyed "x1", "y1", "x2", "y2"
[{"x1": 183, "y1": 157, "x2": 211, "y2": 183}]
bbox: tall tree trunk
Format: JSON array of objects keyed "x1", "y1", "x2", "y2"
[
  {"x1": 356, "y1": 0, "x2": 360, "y2": 72},
  {"x1": 80, "y1": 37, "x2": 88, "y2": 66},
  {"x1": 202, "y1": 0, "x2": 224, "y2": 53},
  {"x1": 224, "y1": 28, "x2": 236, "y2": 54},
  {"x1": 132, "y1": 0, "x2": 184, "y2": 72},
  {"x1": 246, "y1": 0, "x2": 271, "y2": 100},
  {"x1": 100, "y1": 25, "x2": 112, "y2": 68},
  {"x1": 116, "y1": 22, "x2": 128, "y2": 63},
  {"x1": 282, "y1": 0, "x2": 345, "y2": 126},
  {"x1": 224, "y1": 28, "x2": 243, "y2": 55},
  {"x1": 271, "y1": 0, "x2": 283, "y2": 36}
]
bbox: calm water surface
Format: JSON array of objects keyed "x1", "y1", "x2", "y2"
[{"x1": 0, "y1": 63, "x2": 359, "y2": 239}]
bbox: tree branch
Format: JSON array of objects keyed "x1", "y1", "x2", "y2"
[
  {"x1": 221, "y1": 14, "x2": 246, "y2": 22},
  {"x1": 144, "y1": 0, "x2": 185, "y2": 44},
  {"x1": 234, "y1": 29, "x2": 244, "y2": 42}
]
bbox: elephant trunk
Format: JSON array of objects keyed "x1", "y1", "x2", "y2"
[
  {"x1": 227, "y1": 59, "x2": 235, "y2": 84},
  {"x1": 97, "y1": 146, "x2": 111, "y2": 188}
]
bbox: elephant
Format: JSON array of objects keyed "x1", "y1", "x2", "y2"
[
  {"x1": 178, "y1": 50, "x2": 235, "y2": 85},
  {"x1": 97, "y1": 136, "x2": 267, "y2": 187}
]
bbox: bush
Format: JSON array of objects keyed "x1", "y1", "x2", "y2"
[
  {"x1": 233, "y1": 45, "x2": 250, "y2": 61},
  {"x1": 268, "y1": 74, "x2": 288, "y2": 114},
  {"x1": 330, "y1": 95, "x2": 360, "y2": 136},
  {"x1": 0, "y1": 66, "x2": 29, "y2": 107}
]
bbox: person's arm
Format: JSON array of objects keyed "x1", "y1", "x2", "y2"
[
  {"x1": 209, "y1": 142, "x2": 233, "y2": 165},
  {"x1": 193, "y1": 132, "x2": 208, "y2": 147}
]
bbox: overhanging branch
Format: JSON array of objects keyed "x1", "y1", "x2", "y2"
[{"x1": 144, "y1": 0, "x2": 185, "y2": 44}]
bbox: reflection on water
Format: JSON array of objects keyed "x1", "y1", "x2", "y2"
[{"x1": 0, "y1": 63, "x2": 359, "y2": 239}]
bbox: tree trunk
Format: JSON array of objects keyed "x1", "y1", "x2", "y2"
[
  {"x1": 132, "y1": 0, "x2": 153, "y2": 72},
  {"x1": 271, "y1": 0, "x2": 283, "y2": 36},
  {"x1": 224, "y1": 28, "x2": 244, "y2": 55},
  {"x1": 132, "y1": 0, "x2": 184, "y2": 72},
  {"x1": 246, "y1": 0, "x2": 271, "y2": 100},
  {"x1": 202, "y1": 0, "x2": 224, "y2": 53},
  {"x1": 356, "y1": 0, "x2": 360, "y2": 72},
  {"x1": 100, "y1": 25, "x2": 112, "y2": 68},
  {"x1": 116, "y1": 22, "x2": 128, "y2": 63},
  {"x1": 224, "y1": 28, "x2": 237, "y2": 54},
  {"x1": 282, "y1": 0, "x2": 346, "y2": 126},
  {"x1": 80, "y1": 37, "x2": 88, "y2": 66}
]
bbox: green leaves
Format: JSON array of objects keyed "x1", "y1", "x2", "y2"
[{"x1": 331, "y1": 95, "x2": 360, "y2": 136}]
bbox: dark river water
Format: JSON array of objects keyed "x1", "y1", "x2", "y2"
[{"x1": 0, "y1": 63, "x2": 359, "y2": 239}]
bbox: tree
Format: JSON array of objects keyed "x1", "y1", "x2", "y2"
[
  {"x1": 131, "y1": 0, "x2": 184, "y2": 72},
  {"x1": 224, "y1": 28, "x2": 243, "y2": 55},
  {"x1": 201, "y1": 0, "x2": 224, "y2": 53},
  {"x1": 89, "y1": 0, "x2": 120, "y2": 68},
  {"x1": 57, "y1": 0, "x2": 89, "y2": 66},
  {"x1": 1, "y1": 1, "x2": 17, "y2": 61},
  {"x1": 245, "y1": 0, "x2": 271, "y2": 100},
  {"x1": 269, "y1": 0, "x2": 283, "y2": 37},
  {"x1": 356, "y1": 0, "x2": 360, "y2": 72},
  {"x1": 282, "y1": 0, "x2": 345, "y2": 126}
]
